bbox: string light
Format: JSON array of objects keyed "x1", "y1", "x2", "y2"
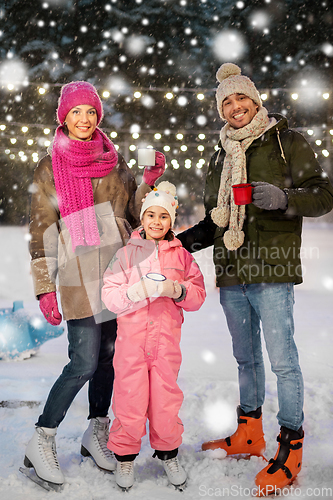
[{"x1": 1, "y1": 82, "x2": 332, "y2": 170}]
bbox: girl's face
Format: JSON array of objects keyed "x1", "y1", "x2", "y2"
[
  {"x1": 141, "y1": 206, "x2": 172, "y2": 241},
  {"x1": 65, "y1": 104, "x2": 98, "y2": 141}
]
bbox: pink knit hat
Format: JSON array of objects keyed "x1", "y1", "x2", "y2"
[
  {"x1": 57, "y1": 81, "x2": 103, "y2": 125},
  {"x1": 215, "y1": 63, "x2": 262, "y2": 120}
]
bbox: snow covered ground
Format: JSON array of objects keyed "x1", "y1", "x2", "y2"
[{"x1": 0, "y1": 223, "x2": 332, "y2": 500}]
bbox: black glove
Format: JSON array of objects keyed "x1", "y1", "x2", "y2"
[{"x1": 252, "y1": 182, "x2": 288, "y2": 210}]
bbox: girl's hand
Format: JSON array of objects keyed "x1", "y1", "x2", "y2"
[
  {"x1": 126, "y1": 277, "x2": 158, "y2": 302},
  {"x1": 157, "y1": 279, "x2": 182, "y2": 299}
]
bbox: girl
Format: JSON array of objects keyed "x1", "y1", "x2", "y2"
[
  {"x1": 102, "y1": 181, "x2": 206, "y2": 490},
  {"x1": 24, "y1": 81, "x2": 165, "y2": 490}
]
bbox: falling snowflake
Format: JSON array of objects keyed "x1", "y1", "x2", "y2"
[
  {"x1": 108, "y1": 75, "x2": 131, "y2": 95},
  {"x1": 212, "y1": 30, "x2": 247, "y2": 62},
  {"x1": 203, "y1": 400, "x2": 235, "y2": 433},
  {"x1": 125, "y1": 36, "x2": 149, "y2": 56},
  {"x1": 0, "y1": 60, "x2": 28, "y2": 88},
  {"x1": 196, "y1": 115, "x2": 207, "y2": 126},
  {"x1": 322, "y1": 43, "x2": 333, "y2": 57},
  {"x1": 141, "y1": 95, "x2": 155, "y2": 108},
  {"x1": 250, "y1": 10, "x2": 270, "y2": 30}
]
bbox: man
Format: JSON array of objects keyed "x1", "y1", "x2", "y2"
[{"x1": 178, "y1": 63, "x2": 333, "y2": 495}]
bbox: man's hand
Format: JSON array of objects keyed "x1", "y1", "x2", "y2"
[{"x1": 252, "y1": 182, "x2": 288, "y2": 210}]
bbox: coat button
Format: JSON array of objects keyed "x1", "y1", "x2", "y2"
[{"x1": 149, "y1": 321, "x2": 153, "y2": 325}]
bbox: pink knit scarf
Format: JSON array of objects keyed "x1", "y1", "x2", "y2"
[{"x1": 52, "y1": 126, "x2": 118, "y2": 251}]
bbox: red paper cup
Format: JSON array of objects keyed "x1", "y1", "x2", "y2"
[{"x1": 232, "y1": 183, "x2": 253, "y2": 205}]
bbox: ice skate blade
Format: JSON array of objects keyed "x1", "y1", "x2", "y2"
[
  {"x1": 173, "y1": 480, "x2": 187, "y2": 492},
  {"x1": 19, "y1": 466, "x2": 64, "y2": 492},
  {"x1": 117, "y1": 483, "x2": 133, "y2": 492}
]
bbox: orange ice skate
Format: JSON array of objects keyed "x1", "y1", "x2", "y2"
[
  {"x1": 255, "y1": 426, "x2": 304, "y2": 497},
  {"x1": 202, "y1": 406, "x2": 266, "y2": 457}
]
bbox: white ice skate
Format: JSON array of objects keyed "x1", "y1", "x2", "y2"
[
  {"x1": 81, "y1": 416, "x2": 116, "y2": 472},
  {"x1": 22, "y1": 426, "x2": 64, "y2": 491},
  {"x1": 162, "y1": 456, "x2": 187, "y2": 489},
  {"x1": 115, "y1": 460, "x2": 135, "y2": 490}
]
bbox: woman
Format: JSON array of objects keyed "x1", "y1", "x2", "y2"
[{"x1": 24, "y1": 81, "x2": 165, "y2": 490}]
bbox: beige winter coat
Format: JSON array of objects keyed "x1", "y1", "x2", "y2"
[{"x1": 29, "y1": 153, "x2": 151, "y2": 321}]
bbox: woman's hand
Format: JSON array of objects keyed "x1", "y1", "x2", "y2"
[
  {"x1": 142, "y1": 151, "x2": 166, "y2": 187},
  {"x1": 39, "y1": 292, "x2": 63, "y2": 325}
]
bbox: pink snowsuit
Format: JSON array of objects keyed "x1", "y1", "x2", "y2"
[{"x1": 102, "y1": 230, "x2": 205, "y2": 456}]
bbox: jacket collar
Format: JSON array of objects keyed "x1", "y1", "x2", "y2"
[
  {"x1": 129, "y1": 230, "x2": 182, "y2": 249},
  {"x1": 217, "y1": 112, "x2": 289, "y2": 149}
]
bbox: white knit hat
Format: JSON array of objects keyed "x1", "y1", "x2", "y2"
[
  {"x1": 216, "y1": 63, "x2": 262, "y2": 120},
  {"x1": 140, "y1": 181, "x2": 178, "y2": 227}
]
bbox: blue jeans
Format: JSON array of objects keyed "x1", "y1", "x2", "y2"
[
  {"x1": 219, "y1": 283, "x2": 304, "y2": 431},
  {"x1": 37, "y1": 315, "x2": 117, "y2": 429}
]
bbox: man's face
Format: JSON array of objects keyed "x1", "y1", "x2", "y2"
[{"x1": 222, "y1": 93, "x2": 259, "y2": 129}]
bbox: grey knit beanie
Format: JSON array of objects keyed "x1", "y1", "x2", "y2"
[{"x1": 216, "y1": 63, "x2": 262, "y2": 120}]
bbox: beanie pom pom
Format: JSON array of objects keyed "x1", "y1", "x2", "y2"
[
  {"x1": 211, "y1": 206, "x2": 230, "y2": 228},
  {"x1": 216, "y1": 63, "x2": 241, "y2": 83},
  {"x1": 223, "y1": 229, "x2": 244, "y2": 251},
  {"x1": 156, "y1": 181, "x2": 177, "y2": 197}
]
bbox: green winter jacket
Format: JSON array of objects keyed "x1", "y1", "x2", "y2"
[{"x1": 178, "y1": 114, "x2": 333, "y2": 287}]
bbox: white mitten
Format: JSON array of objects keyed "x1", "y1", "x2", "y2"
[
  {"x1": 127, "y1": 277, "x2": 158, "y2": 303},
  {"x1": 157, "y1": 279, "x2": 182, "y2": 299}
]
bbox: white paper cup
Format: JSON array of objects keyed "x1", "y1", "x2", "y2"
[{"x1": 138, "y1": 148, "x2": 156, "y2": 167}]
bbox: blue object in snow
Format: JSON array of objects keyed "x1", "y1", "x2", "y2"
[{"x1": 0, "y1": 301, "x2": 64, "y2": 360}]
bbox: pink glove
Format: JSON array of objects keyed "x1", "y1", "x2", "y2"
[
  {"x1": 127, "y1": 278, "x2": 158, "y2": 303},
  {"x1": 142, "y1": 151, "x2": 166, "y2": 186},
  {"x1": 39, "y1": 292, "x2": 62, "y2": 326},
  {"x1": 157, "y1": 279, "x2": 182, "y2": 299}
]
